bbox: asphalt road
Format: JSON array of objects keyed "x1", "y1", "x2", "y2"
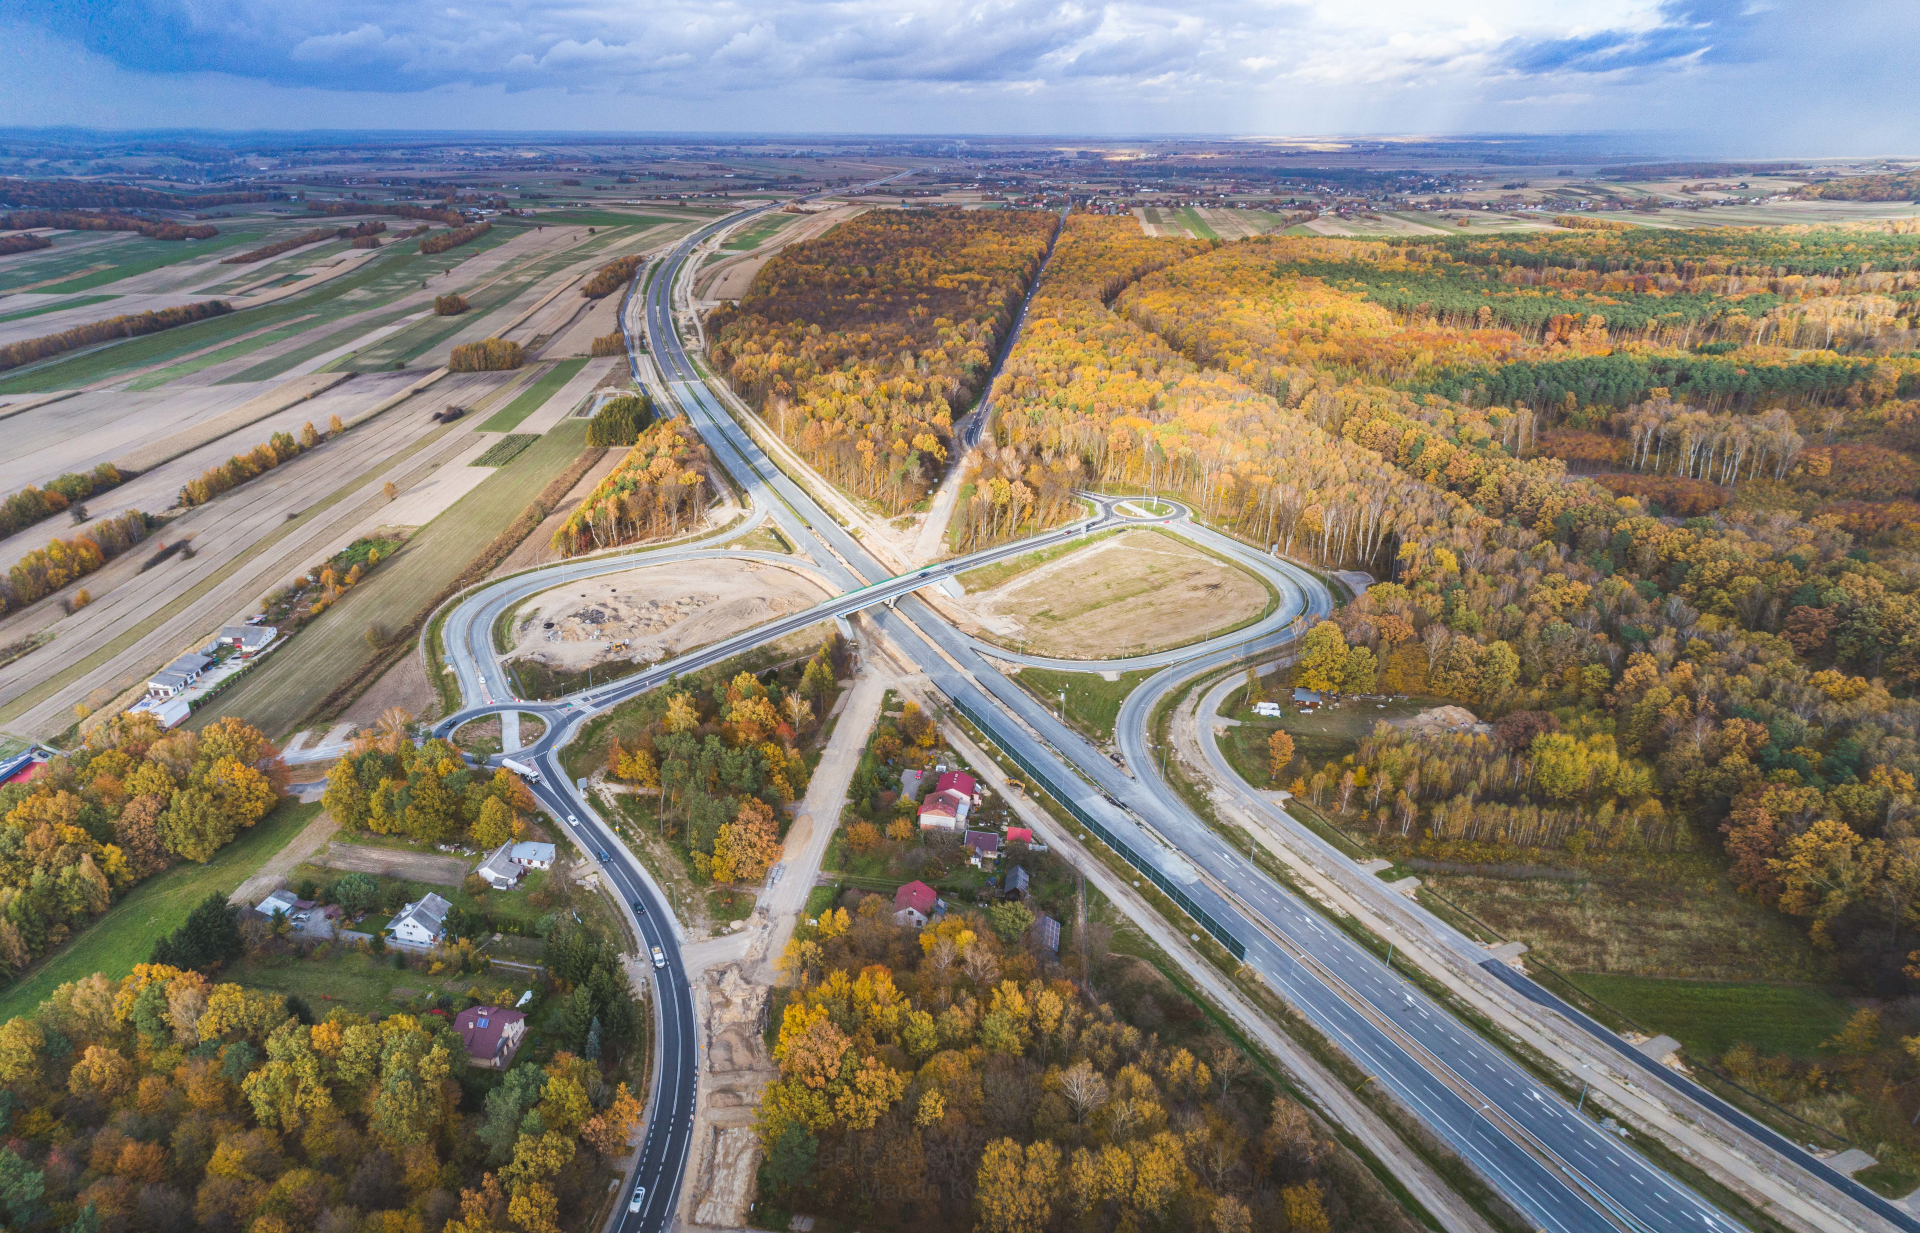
[{"x1": 419, "y1": 198, "x2": 1824, "y2": 1233}]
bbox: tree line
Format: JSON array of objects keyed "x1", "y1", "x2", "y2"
[
  {"x1": 0, "y1": 212, "x2": 217, "y2": 241},
  {"x1": 221, "y1": 222, "x2": 385, "y2": 265},
  {"x1": 2, "y1": 509, "x2": 149, "y2": 616},
  {"x1": 0, "y1": 301, "x2": 232, "y2": 373},
  {"x1": 420, "y1": 222, "x2": 491, "y2": 256},
  {"x1": 1, "y1": 463, "x2": 124, "y2": 539}
]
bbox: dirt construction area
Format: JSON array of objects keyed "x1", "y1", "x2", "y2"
[
  {"x1": 961, "y1": 528, "x2": 1271, "y2": 659},
  {"x1": 504, "y1": 558, "x2": 829, "y2": 673},
  {"x1": 311, "y1": 839, "x2": 473, "y2": 886}
]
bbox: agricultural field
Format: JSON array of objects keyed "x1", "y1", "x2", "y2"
[
  {"x1": 192, "y1": 419, "x2": 595, "y2": 736},
  {"x1": 957, "y1": 528, "x2": 1274, "y2": 659}
]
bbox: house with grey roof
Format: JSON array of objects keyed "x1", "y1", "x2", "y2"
[{"x1": 389, "y1": 892, "x2": 452, "y2": 947}]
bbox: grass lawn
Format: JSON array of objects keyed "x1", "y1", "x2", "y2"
[
  {"x1": 0, "y1": 800, "x2": 321, "y2": 1021},
  {"x1": 1011, "y1": 666, "x2": 1155, "y2": 743},
  {"x1": 222, "y1": 947, "x2": 481, "y2": 1016},
  {"x1": 479, "y1": 359, "x2": 588, "y2": 431},
  {"x1": 1569, "y1": 973, "x2": 1854, "y2": 1061},
  {"x1": 192, "y1": 420, "x2": 593, "y2": 737},
  {"x1": 721, "y1": 214, "x2": 796, "y2": 251}
]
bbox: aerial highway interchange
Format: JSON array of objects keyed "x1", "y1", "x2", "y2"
[{"x1": 411, "y1": 198, "x2": 1919, "y2": 1233}]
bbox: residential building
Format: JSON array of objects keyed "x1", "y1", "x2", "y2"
[
  {"x1": 256, "y1": 889, "x2": 305, "y2": 921},
  {"x1": 453, "y1": 1005, "x2": 527, "y2": 1069},
  {"x1": 964, "y1": 830, "x2": 1000, "y2": 866},
  {"x1": 1291, "y1": 687, "x2": 1323, "y2": 709},
  {"x1": 476, "y1": 843, "x2": 522, "y2": 890},
  {"x1": 1004, "y1": 865, "x2": 1030, "y2": 898},
  {"x1": 918, "y1": 773, "x2": 976, "y2": 830},
  {"x1": 510, "y1": 842, "x2": 556, "y2": 870},
  {"x1": 1005, "y1": 827, "x2": 1034, "y2": 846},
  {"x1": 893, "y1": 880, "x2": 938, "y2": 928},
  {"x1": 217, "y1": 625, "x2": 278, "y2": 656},
  {"x1": 1034, "y1": 914, "x2": 1062, "y2": 954},
  {"x1": 918, "y1": 793, "x2": 961, "y2": 830},
  {"x1": 936, "y1": 770, "x2": 979, "y2": 802},
  {"x1": 389, "y1": 892, "x2": 452, "y2": 946}
]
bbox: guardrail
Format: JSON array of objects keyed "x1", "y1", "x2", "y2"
[{"x1": 949, "y1": 694, "x2": 1247, "y2": 961}]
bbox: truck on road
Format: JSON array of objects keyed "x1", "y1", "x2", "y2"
[{"x1": 500, "y1": 757, "x2": 541, "y2": 784}]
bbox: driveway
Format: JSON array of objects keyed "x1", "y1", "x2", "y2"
[{"x1": 312, "y1": 840, "x2": 472, "y2": 886}]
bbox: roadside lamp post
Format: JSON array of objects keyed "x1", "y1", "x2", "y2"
[{"x1": 1576, "y1": 1063, "x2": 1591, "y2": 1114}]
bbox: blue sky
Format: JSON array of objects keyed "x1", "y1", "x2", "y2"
[{"x1": 1, "y1": 0, "x2": 1913, "y2": 151}]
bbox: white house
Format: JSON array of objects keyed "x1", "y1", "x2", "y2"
[
  {"x1": 509, "y1": 842, "x2": 555, "y2": 870},
  {"x1": 389, "y1": 892, "x2": 452, "y2": 946},
  {"x1": 257, "y1": 889, "x2": 304, "y2": 920},
  {"x1": 476, "y1": 843, "x2": 522, "y2": 890}
]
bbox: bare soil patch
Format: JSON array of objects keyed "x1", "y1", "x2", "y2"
[
  {"x1": 961, "y1": 528, "x2": 1270, "y2": 659},
  {"x1": 505, "y1": 558, "x2": 829, "y2": 674},
  {"x1": 312, "y1": 840, "x2": 471, "y2": 886},
  {"x1": 340, "y1": 651, "x2": 437, "y2": 727}
]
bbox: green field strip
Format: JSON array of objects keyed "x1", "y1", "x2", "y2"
[
  {"x1": 0, "y1": 229, "x2": 271, "y2": 295},
  {"x1": 220, "y1": 310, "x2": 422, "y2": 385},
  {"x1": 0, "y1": 294, "x2": 117, "y2": 323},
  {"x1": 192, "y1": 419, "x2": 592, "y2": 736},
  {"x1": 1176, "y1": 208, "x2": 1220, "y2": 240},
  {"x1": 344, "y1": 229, "x2": 627, "y2": 372},
  {"x1": 473, "y1": 433, "x2": 539, "y2": 466},
  {"x1": 0, "y1": 231, "x2": 532, "y2": 394},
  {"x1": 0, "y1": 800, "x2": 320, "y2": 1022},
  {"x1": 722, "y1": 213, "x2": 797, "y2": 251},
  {"x1": 479, "y1": 358, "x2": 587, "y2": 431},
  {"x1": 199, "y1": 239, "x2": 356, "y2": 294}
]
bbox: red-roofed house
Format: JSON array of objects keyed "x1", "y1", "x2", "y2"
[
  {"x1": 454, "y1": 1005, "x2": 528, "y2": 1070},
  {"x1": 1005, "y1": 827, "x2": 1034, "y2": 846},
  {"x1": 893, "y1": 880, "x2": 938, "y2": 928},
  {"x1": 936, "y1": 771, "x2": 978, "y2": 801},
  {"x1": 917, "y1": 793, "x2": 960, "y2": 830}
]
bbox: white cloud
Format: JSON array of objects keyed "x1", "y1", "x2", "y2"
[{"x1": 0, "y1": 1, "x2": 1914, "y2": 148}]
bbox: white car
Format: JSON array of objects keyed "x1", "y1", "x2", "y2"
[
  {"x1": 568, "y1": 815, "x2": 579, "y2": 827},
  {"x1": 628, "y1": 1186, "x2": 646, "y2": 1214},
  {"x1": 651, "y1": 946, "x2": 666, "y2": 968}
]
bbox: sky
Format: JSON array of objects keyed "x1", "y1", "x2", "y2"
[{"x1": 1, "y1": 0, "x2": 1915, "y2": 152}]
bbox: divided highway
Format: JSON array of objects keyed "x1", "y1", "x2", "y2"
[{"x1": 426, "y1": 198, "x2": 1883, "y2": 1233}]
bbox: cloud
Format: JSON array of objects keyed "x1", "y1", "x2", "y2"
[{"x1": 0, "y1": 0, "x2": 1915, "y2": 147}]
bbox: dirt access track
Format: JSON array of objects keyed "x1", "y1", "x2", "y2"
[
  {"x1": 505, "y1": 557, "x2": 830, "y2": 673},
  {"x1": 960, "y1": 528, "x2": 1271, "y2": 659}
]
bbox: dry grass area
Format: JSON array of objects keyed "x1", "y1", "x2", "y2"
[
  {"x1": 962, "y1": 528, "x2": 1270, "y2": 659},
  {"x1": 1418, "y1": 854, "x2": 1829, "y2": 984},
  {"x1": 505, "y1": 558, "x2": 828, "y2": 673}
]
